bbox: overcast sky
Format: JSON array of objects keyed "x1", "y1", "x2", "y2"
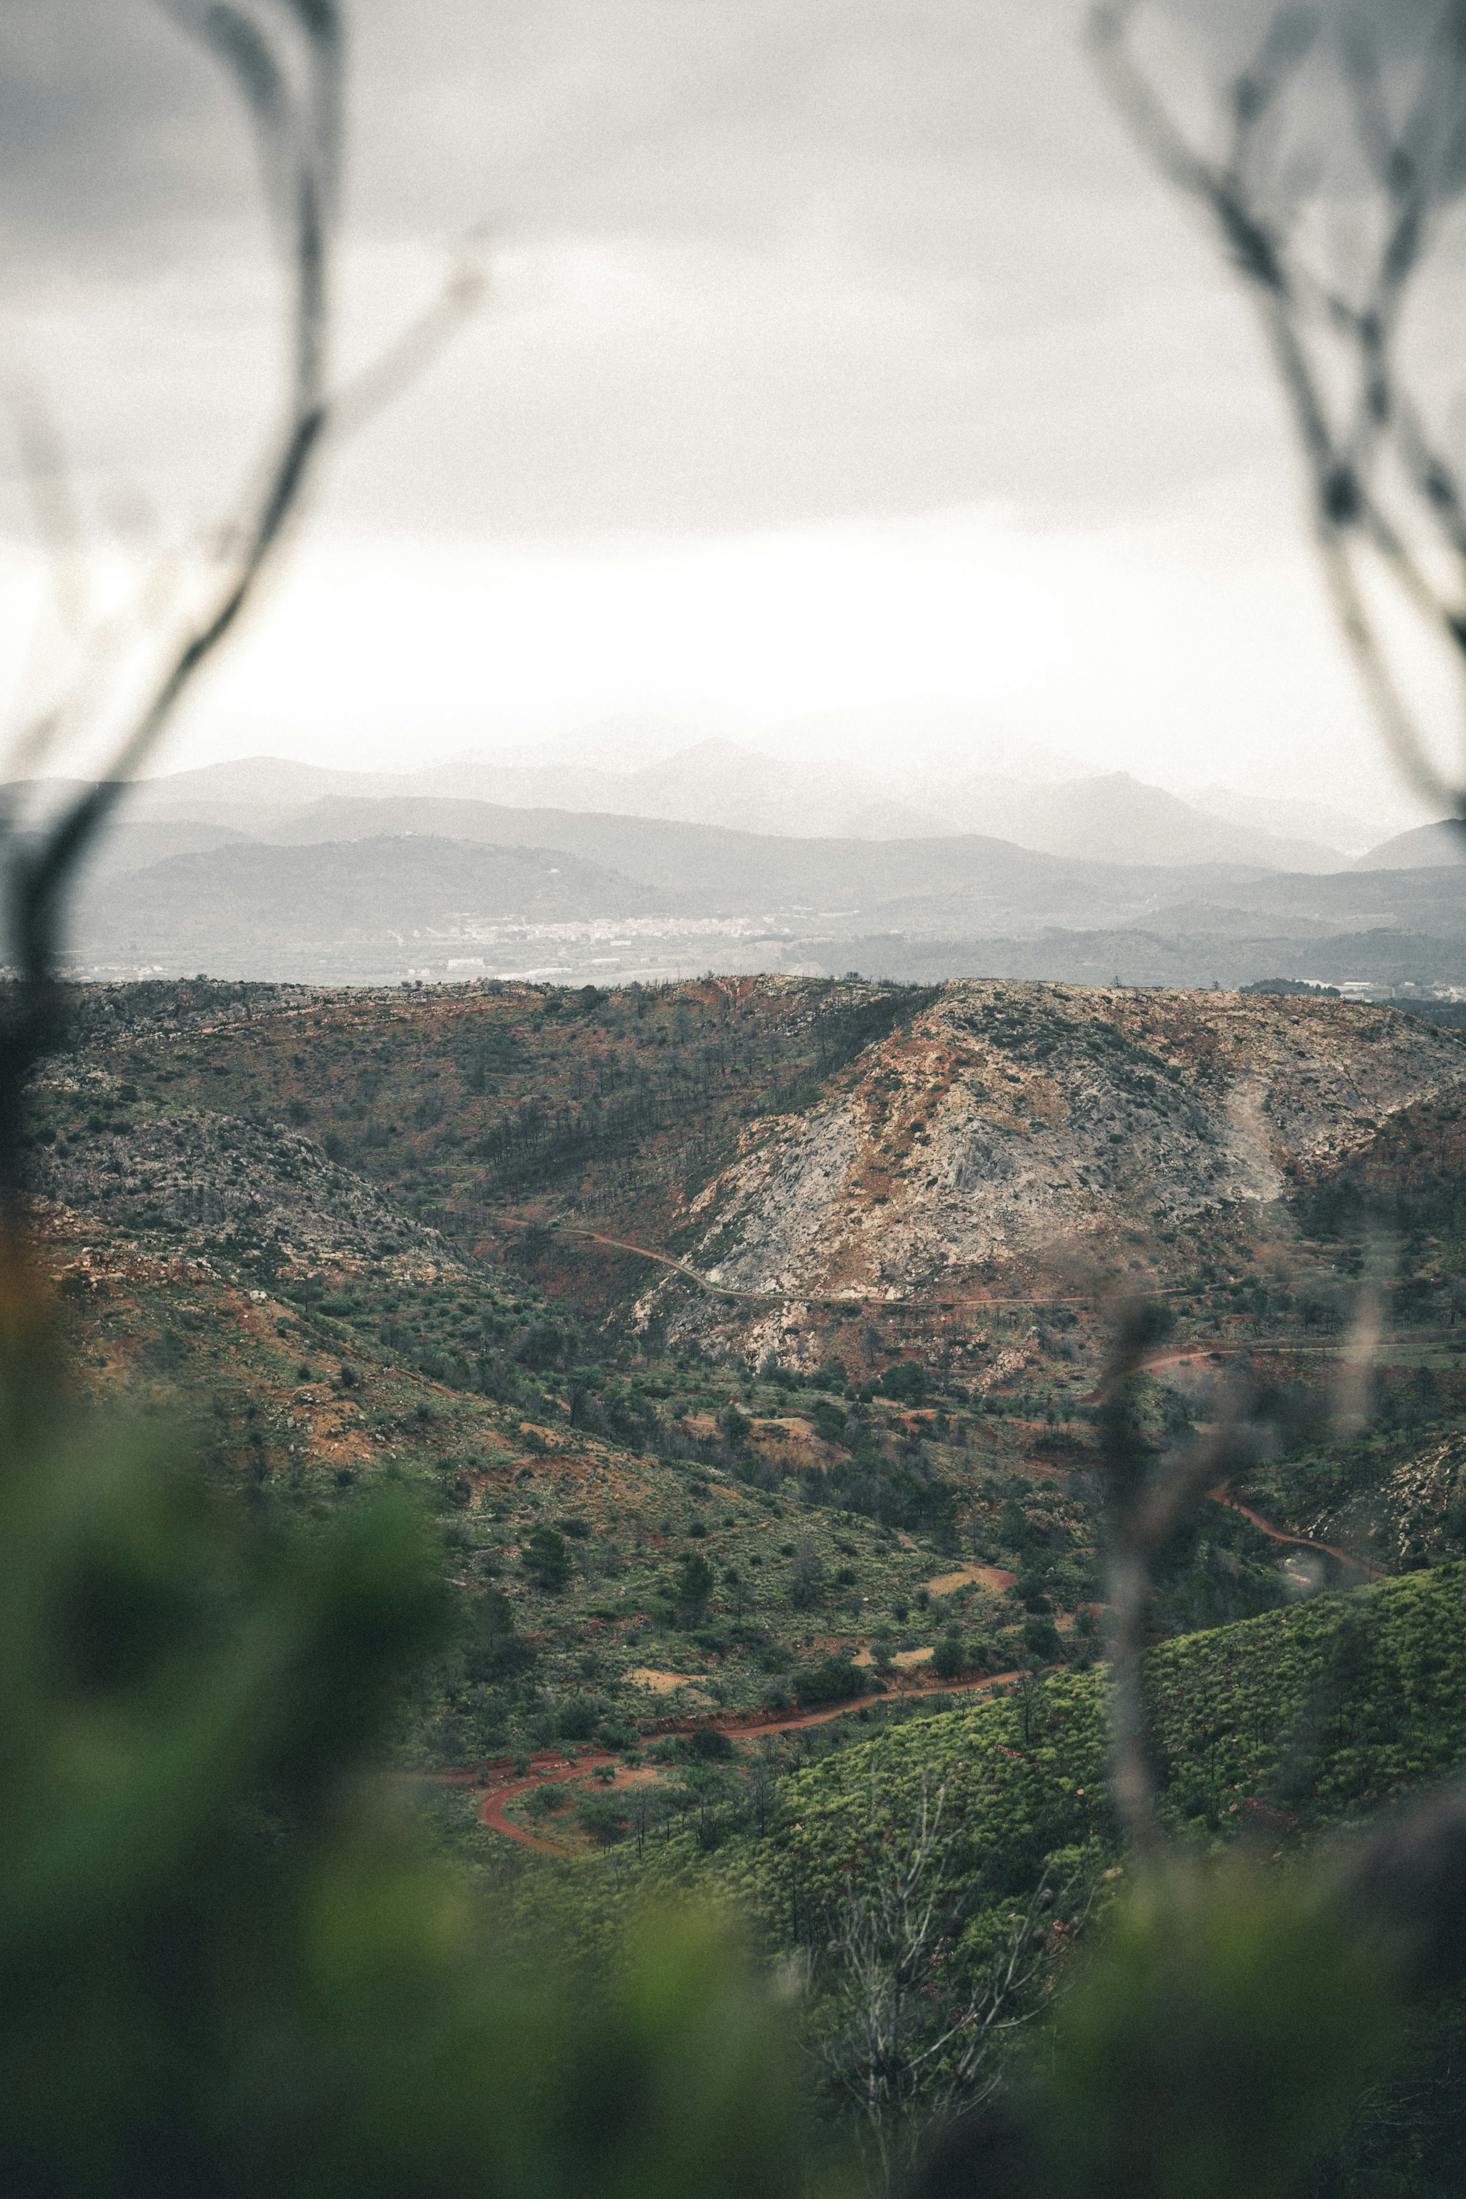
[{"x1": 2, "y1": 0, "x2": 1462, "y2": 824}]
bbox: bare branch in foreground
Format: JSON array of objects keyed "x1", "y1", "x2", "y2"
[
  {"x1": 0, "y1": 1, "x2": 483, "y2": 1258},
  {"x1": 0, "y1": 2, "x2": 339, "y2": 1239},
  {"x1": 1090, "y1": 1, "x2": 1466, "y2": 818}
]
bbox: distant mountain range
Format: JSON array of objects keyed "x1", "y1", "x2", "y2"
[
  {"x1": 1354, "y1": 817, "x2": 1466, "y2": 871},
  {"x1": 2, "y1": 752, "x2": 1459, "y2": 993},
  {"x1": 3, "y1": 753, "x2": 1459, "y2": 991},
  {"x1": 12, "y1": 737, "x2": 1366, "y2": 870},
  {"x1": 1189, "y1": 783, "x2": 1377, "y2": 858}
]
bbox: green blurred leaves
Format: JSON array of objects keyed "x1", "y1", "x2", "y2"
[
  {"x1": 1028, "y1": 1862, "x2": 1405, "y2": 2199},
  {"x1": 0, "y1": 1389, "x2": 813, "y2": 2198}
]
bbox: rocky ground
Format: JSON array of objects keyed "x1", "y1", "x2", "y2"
[
  {"x1": 639, "y1": 984, "x2": 1466, "y2": 1362},
  {"x1": 30, "y1": 1093, "x2": 467, "y2": 1284}
]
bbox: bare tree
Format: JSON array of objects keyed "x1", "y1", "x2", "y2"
[{"x1": 815, "y1": 1773, "x2": 1076, "y2": 2195}]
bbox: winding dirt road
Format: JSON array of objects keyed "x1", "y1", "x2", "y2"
[
  {"x1": 1209, "y1": 1486, "x2": 1385, "y2": 1581},
  {"x1": 462, "y1": 1667, "x2": 1023, "y2": 1855},
  {"x1": 459, "y1": 1476, "x2": 1386, "y2": 1855},
  {"x1": 496, "y1": 1213, "x2": 1192, "y2": 1315},
  {"x1": 468, "y1": 1219, "x2": 1405, "y2": 1849}
]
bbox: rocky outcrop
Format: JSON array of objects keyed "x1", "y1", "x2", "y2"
[
  {"x1": 31, "y1": 1106, "x2": 465, "y2": 1283},
  {"x1": 642, "y1": 985, "x2": 1466, "y2": 1347}
]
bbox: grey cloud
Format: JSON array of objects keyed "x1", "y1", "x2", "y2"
[
  {"x1": 1157, "y1": 0, "x2": 1456, "y2": 60},
  {"x1": 0, "y1": 0, "x2": 1388, "y2": 546},
  {"x1": 3, "y1": 3, "x2": 1129, "y2": 268},
  {"x1": 0, "y1": 2, "x2": 256, "y2": 261}
]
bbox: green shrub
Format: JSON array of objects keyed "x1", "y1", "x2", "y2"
[
  {"x1": 522, "y1": 1524, "x2": 572, "y2": 1592},
  {"x1": 793, "y1": 1654, "x2": 866, "y2": 1707},
  {"x1": 0, "y1": 1379, "x2": 810, "y2": 2199},
  {"x1": 878, "y1": 1360, "x2": 928, "y2": 1405}
]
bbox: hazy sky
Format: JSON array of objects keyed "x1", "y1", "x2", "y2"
[{"x1": 2, "y1": 0, "x2": 1462, "y2": 824}]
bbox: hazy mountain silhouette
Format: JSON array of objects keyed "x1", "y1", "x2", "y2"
[{"x1": 1355, "y1": 818, "x2": 1466, "y2": 871}]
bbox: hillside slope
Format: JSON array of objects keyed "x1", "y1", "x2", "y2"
[
  {"x1": 40, "y1": 975, "x2": 1466, "y2": 1364},
  {"x1": 1356, "y1": 818, "x2": 1466, "y2": 870},
  {"x1": 32, "y1": 1106, "x2": 469, "y2": 1283},
  {"x1": 72, "y1": 834, "x2": 660, "y2": 963},
  {"x1": 640, "y1": 983, "x2": 1466, "y2": 1358},
  {"x1": 536, "y1": 1562, "x2": 1466, "y2": 1942}
]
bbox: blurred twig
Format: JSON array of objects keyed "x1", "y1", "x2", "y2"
[
  {"x1": 1090, "y1": 0, "x2": 1466, "y2": 817},
  {"x1": 7, "y1": 386, "x2": 93, "y2": 645},
  {"x1": 1098, "y1": 1296, "x2": 1257, "y2": 1864},
  {"x1": 0, "y1": 0, "x2": 482, "y2": 1265},
  {"x1": 0, "y1": 0, "x2": 341, "y2": 1247}
]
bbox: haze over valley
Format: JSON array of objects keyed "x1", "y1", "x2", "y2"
[{"x1": 12, "y1": 732, "x2": 1462, "y2": 993}]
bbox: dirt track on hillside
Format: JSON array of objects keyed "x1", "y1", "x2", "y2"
[
  {"x1": 496, "y1": 1213, "x2": 1191, "y2": 1314},
  {"x1": 457, "y1": 1466, "x2": 1389, "y2": 1856},
  {"x1": 1078, "y1": 1329, "x2": 1455, "y2": 1405},
  {"x1": 461, "y1": 1666, "x2": 1023, "y2": 1855},
  {"x1": 1209, "y1": 1487, "x2": 1385, "y2": 1581},
  {"x1": 469, "y1": 1221, "x2": 1407, "y2": 1851}
]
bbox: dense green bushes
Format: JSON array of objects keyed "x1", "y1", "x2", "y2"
[
  {"x1": 795, "y1": 1653, "x2": 868, "y2": 1707},
  {"x1": 738, "y1": 1565, "x2": 1466, "y2": 1930},
  {"x1": 0, "y1": 1377, "x2": 816, "y2": 2199}
]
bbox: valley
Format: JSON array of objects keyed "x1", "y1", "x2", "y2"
[
  {"x1": 21, "y1": 957, "x2": 1466, "y2": 2190},
  {"x1": 10, "y1": 753, "x2": 1466, "y2": 993},
  {"x1": 28, "y1": 972, "x2": 1466, "y2": 1815},
  {"x1": 15, "y1": 4, "x2": 1466, "y2": 2186}
]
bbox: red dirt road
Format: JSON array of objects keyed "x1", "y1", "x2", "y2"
[
  {"x1": 495, "y1": 1213, "x2": 1191, "y2": 1316},
  {"x1": 1209, "y1": 1486, "x2": 1385, "y2": 1581},
  {"x1": 1085, "y1": 1329, "x2": 1456, "y2": 1403},
  {"x1": 453, "y1": 1454, "x2": 1393, "y2": 1856},
  {"x1": 480, "y1": 1750, "x2": 619, "y2": 1854},
  {"x1": 459, "y1": 1476, "x2": 1387, "y2": 1855},
  {"x1": 463, "y1": 1667, "x2": 1023, "y2": 1855}
]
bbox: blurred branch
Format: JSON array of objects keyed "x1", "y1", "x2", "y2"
[
  {"x1": 0, "y1": 0, "x2": 482, "y2": 1254},
  {"x1": 6, "y1": 386, "x2": 93, "y2": 645},
  {"x1": 1098, "y1": 1297, "x2": 1254, "y2": 1865},
  {"x1": 332, "y1": 236, "x2": 489, "y2": 437},
  {"x1": 1090, "y1": 0, "x2": 1466, "y2": 818},
  {"x1": 0, "y1": 0, "x2": 339, "y2": 1242},
  {"x1": 0, "y1": 393, "x2": 103, "y2": 806}
]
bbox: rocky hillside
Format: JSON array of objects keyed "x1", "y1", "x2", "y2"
[
  {"x1": 27, "y1": 971, "x2": 1466, "y2": 1770},
  {"x1": 638, "y1": 984, "x2": 1466, "y2": 1357},
  {"x1": 34, "y1": 975, "x2": 1466, "y2": 1375},
  {"x1": 30, "y1": 1097, "x2": 467, "y2": 1285},
  {"x1": 1330, "y1": 1431, "x2": 1466, "y2": 1570}
]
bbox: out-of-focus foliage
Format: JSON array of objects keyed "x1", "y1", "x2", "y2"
[
  {"x1": 918, "y1": 1863, "x2": 1410, "y2": 2199},
  {"x1": 5, "y1": 1303, "x2": 1448, "y2": 2199},
  {"x1": 1036, "y1": 1868, "x2": 1401, "y2": 2199},
  {"x1": 511, "y1": 1562, "x2": 1466, "y2": 2193},
  {"x1": 549, "y1": 1563, "x2": 1466, "y2": 1957},
  {"x1": 0, "y1": 1309, "x2": 815, "y2": 2199}
]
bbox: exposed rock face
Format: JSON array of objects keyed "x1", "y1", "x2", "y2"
[
  {"x1": 31, "y1": 1107, "x2": 465, "y2": 1282},
  {"x1": 643, "y1": 985, "x2": 1466, "y2": 1345},
  {"x1": 1311, "y1": 1433, "x2": 1466, "y2": 1571}
]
